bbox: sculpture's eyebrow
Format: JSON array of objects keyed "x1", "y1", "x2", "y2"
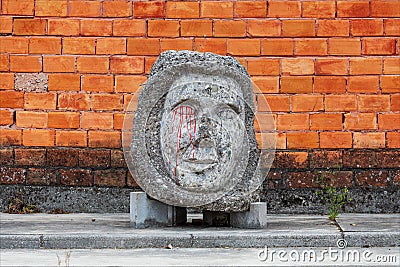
[
  {"x1": 171, "y1": 98, "x2": 189, "y2": 110},
  {"x1": 227, "y1": 103, "x2": 241, "y2": 114}
]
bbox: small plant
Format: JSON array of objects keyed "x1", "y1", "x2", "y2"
[
  {"x1": 315, "y1": 171, "x2": 352, "y2": 221},
  {"x1": 5, "y1": 189, "x2": 41, "y2": 214}
]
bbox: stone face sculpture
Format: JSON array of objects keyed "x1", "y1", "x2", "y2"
[{"x1": 127, "y1": 51, "x2": 273, "y2": 212}]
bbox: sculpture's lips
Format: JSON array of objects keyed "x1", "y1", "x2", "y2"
[
  {"x1": 180, "y1": 159, "x2": 218, "y2": 172},
  {"x1": 183, "y1": 158, "x2": 217, "y2": 164}
]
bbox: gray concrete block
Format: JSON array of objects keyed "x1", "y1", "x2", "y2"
[
  {"x1": 130, "y1": 192, "x2": 187, "y2": 228},
  {"x1": 230, "y1": 202, "x2": 267, "y2": 229}
]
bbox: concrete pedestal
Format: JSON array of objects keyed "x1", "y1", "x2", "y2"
[{"x1": 130, "y1": 192, "x2": 187, "y2": 228}]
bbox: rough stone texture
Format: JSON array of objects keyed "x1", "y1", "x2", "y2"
[
  {"x1": 128, "y1": 50, "x2": 274, "y2": 211},
  {"x1": 79, "y1": 150, "x2": 111, "y2": 168},
  {"x1": 26, "y1": 168, "x2": 58, "y2": 186},
  {"x1": 0, "y1": 149, "x2": 14, "y2": 166},
  {"x1": 14, "y1": 73, "x2": 48, "y2": 92},
  {"x1": 59, "y1": 169, "x2": 92, "y2": 186},
  {"x1": 94, "y1": 169, "x2": 127, "y2": 187},
  {"x1": 47, "y1": 148, "x2": 79, "y2": 167},
  {"x1": 14, "y1": 148, "x2": 46, "y2": 166}
]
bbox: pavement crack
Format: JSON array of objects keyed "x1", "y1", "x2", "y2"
[{"x1": 39, "y1": 234, "x2": 44, "y2": 248}]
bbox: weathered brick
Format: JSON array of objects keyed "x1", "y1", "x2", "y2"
[
  {"x1": 282, "y1": 20, "x2": 315, "y2": 37},
  {"x1": 286, "y1": 172, "x2": 318, "y2": 188},
  {"x1": 47, "y1": 148, "x2": 79, "y2": 167},
  {"x1": 310, "y1": 114, "x2": 342, "y2": 130},
  {"x1": 248, "y1": 20, "x2": 280, "y2": 37},
  {"x1": 296, "y1": 39, "x2": 327, "y2": 56},
  {"x1": 97, "y1": 38, "x2": 126, "y2": 55},
  {"x1": 247, "y1": 58, "x2": 279, "y2": 75},
  {"x1": 314, "y1": 77, "x2": 346, "y2": 93},
  {"x1": 94, "y1": 169, "x2": 126, "y2": 187},
  {"x1": 88, "y1": 131, "x2": 121, "y2": 148},
  {"x1": 133, "y1": 1, "x2": 165, "y2": 18},
  {"x1": 358, "y1": 95, "x2": 390, "y2": 112},
  {"x1": 262, "y1": 39, "x2": 294, "y2": 56},
  {"x1": 355, "y1": 170, "x2": 388, "y2": 187},
  {"x1": 81, "y1": 20, "x2": 112, "y2": 36},
  {"x1": 35, "y1": 0, "x2": 67, "y2": 17},
  {"x1": 273, "y1": 152, "x2": 309, "y2": 169},
  {"x1": 10, "y1": 55, "x2": 42, "y2": 72},
  {"x1": 343, "y1": 150, "x2": 379, "y2": 168},
  {"x1": 329, "y1": 38, "x2": 361, "y2": 55},
  {"x1": 0, "y1": 91, "x2": 23, "y2": 108},
  {"x1": 201, "y1": 1, "x2": 233, "y2": 18},
  {"x1": 58, "y1": 93, "x2": 90, "y2": 110},
  {"x1": 14, "y1": 18, "x2": 46, "y2": 35},
  {"x1": 0, "y1": 37, "x2": 28, "y2": 53},
  {"x1": 77, "y1": 56, "x2": 109, "y2": 74},
  {"x1": 277, "y1": 114, "x2": 309, "y2": 130},
  {"x1": 227, "y1": 39, "x2": 260, "y2": 56},
  {"x1": 379, "y1": 114, "x2": 400, "y2": 130},
  {"x1": 48, "y1": 112, "x2": 80, "y2": 129},
  {"x1": 214, "y1": 20, "x2": 246, "y2": 37},
  {"x1": 387, "y1": 132, "x2": 400, "y2": 148},
  {"x1": 81, "y1": 112, "x2": 113, "y2": 130},
  {"x1": 166, "y1": 1, "x2": 199, "y2": 18},
  {"x1": 364, "y1": 38, "x2": 396, "y2": 55},
  {"x1": 23, "y1": 129, "x2": 55, "y2": 147},
  {"x1": 48, "y1": 19, "x2": 80, "y2": 36},
  {"x1": 344, "y1": 113, "x2": 377, "y2": 130},
  {"x1": 310, "y1": 150, "x2": 342, "y2": 169},
  {"x1": 2, "y1": 0, "x2": 34, "y2": 15},
  {"x1": 148, "y1": 20, "x2": 180, "y2": 37},
  {"x1": 63, "y1": 37, "x2": 96, "y2": 54},
  {"x1": 43, "y1": 56, "x2": 75, "y2": 73},
  {"x1": 382, "y1": 76, "x2": 400, "y2": 93},
  {"x1": 302, "y1": 1, "x2": 335, "y2": 18},
  {"x1": 287, "y1": 132, "x2": 319, "y2": 149},
  {"x1": 79, "y1": 149, "x2": 110, "y2": 168},
  {"x1": 115, "y1": 76, "x2": 147, "y2": 93},
  {"x1": 0, "y1": 129, "x2": 22, "y2": 146},
  {"x1": 320, "y1": 132, "x2": 352, "y2": 148},
  {"x1": 268, "y1": 1, "x2": 301, "y2": 18},
  {"x1": 48, "y1": 74, "x2": 80, "y2": 91},
  {"x1": 234, "y1": 1, "x2": 266, "y2": 18},
  {"x1": 110, "y1": 56, "x2": 144, "y2": 74},
  {"x1": 14, "y1": 148, "x2": 46, "y2": 166},
  {"x1": 69, "y1": 0, "x2": 100, "y2": 17},
  {"x1": 280, "y1": 76, "x2": 313, "y2": 93},
  {"x1": 56, "y1": 131, "x2": 87, "y2": 147},
  {"x1": 317, "y1": 20, "x2": 349, "y2": 37},
  {"x1": 16, "y1": 111, "x2": 47, "y2": 128},
  {"x1": 194, "y1": 38, "x2": 227, "y2": 55},
  {"x1": 350, "y1": 58, "x2": 382, "y2": 75},
  {"x1": 354, "y1": 132, "x2": 385, "y2": 149},
  {"x1": 337, "y1": 1, "x2": 370, "y2": 17},
  {"x1": 111, "y1": 150, "x2": 127, "y2": 168},
  {"x1": 0, "y1": 110, "x2": 14, "y2": 126},
  {"x1": 59, "y1": 169, "x2": 92, "y2": 186},
  {"x1": 113, "y1": 20, "x2": 146, "y2": 37},
  {"x1": 25, "y1": 93, "x2": 57, "y2": 110},
  {"x1": 26, "y1": 168, "x2": 57, "y2": 185},
  {"x1": 292, "y1": 95, "x2": 324, "y2": 112},
  {"x1": 102, "y1": 1, "x2": 132, "y2": 17},
  {"x1": 371, "y1": 1, "x2": 400, "y2": 17},
  {"x1": 29, "y1": 37, "x2": 61, "y2": 54},
  {"x1": 0, "y1": 149, "x2": 14, "y2": 166},
  {"x1": 82, "y1": 75, "x2": 114, "y2": 93},
  {"x1": 127, "y1": 38, "x2": 160, "y2": 56},
  {"x1": 0, "y1": 167, "x2": 26, "y2": 184},
  {"x1": 92, "y1": 94, "x2": 123, "y2": 111}
]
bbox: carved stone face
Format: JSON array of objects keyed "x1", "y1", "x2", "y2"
[{"x1": 160, "y1": 75, "x2": 246, "y2": 191}]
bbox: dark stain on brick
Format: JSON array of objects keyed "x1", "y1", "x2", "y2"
[
  {"x1": 111, "y1": 149, "x2": 127, "y2": 168},
  {"x1": 273, "y1": 152, "x2": 309, "y2": 169},
  {"x1": 0, "y1": 149, "x2": 14, "y2": 166},
  {"x1": 310, "y1": 150, "x2": 342, "y2": 169},
  {"x1": 355, "y1": 170, "x2": 388, "y2": 187},
  {"x1": 59, "y1": 169, "x2": 92, "y2": 186},
  {"x1": 286, "y1": 171, "x2": 318, "y2": 188},
  {"x1": 0, "y1": 167, "x2": 26, "y2": 184},
  {"x1": 14, "y1": 148, "x2": 46, "y2": 166},
  {"x1": 94, "y1": 169, "x2": 126, "y2": 187},
  {"x1": 27, "y1": 168, "x2": 58, "y2": 185},
  {"x1": 47, "y1": 148, "x2": 79, "y2": 167},
  {"x1": 79, "y1": 150, "x2": 110, "y2": 168}
]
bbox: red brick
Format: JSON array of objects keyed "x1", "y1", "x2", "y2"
[
  {"x1": 254, "y1": 113, "x2": 276, "y2": 132},
  {"x1": 94, "y1": 169, "x2": 127, "y2": 187},
  {"x1": 58, "y1": 93, "x2": 90, "y2": 110},
  {"x1": 113, "y1": 113, "x2": 125, "y2": 130},
  {"x1": 96, "y1": 38, "x2": 126, "y2": 55},
  {"x1": 292, "y1": 95, "x2": 323, "y2": 112},
  {"x1": 0, "y1": 54, "x2": 8, "y2": 71},
  {"x1": 316, "y1": 58, "x2": 348, "y2": 75},
  {"x1": 69, "y1": 0, "x2": 101, "y2": 17},
  {"x1": 24, "y1": 92, "x2": 57, "y2": 110},
  {"x1": 133, "y1": 1, "x2": 165, "y2": 18},
  {"x1": 0, "y1": 17, "x2": 13, "y2": 34},
  {"x1": 364, "y1": 38, "x2": 396, "y2": 55},
  {"x1": 282, "y1": 58, "x2": 314, "y2": 75},
  {"x1": 63, "y1": 37, "x2": 95, "y2": 54},
  {"x1": 10, "y1": 55, "x2": 41, "y2": 72},
  {"x1": 0, "y1": 73, "x2": 14, "y2": 89},
  {"x1": 43, "y1": 56, "x2": 75, "y2": 73},
  {"x1": 166, "y1": 1, "x2": 199, "y2": 18},
  {"x1": 268, "y1": 1, "x2": 301, "y2": 18},
  {"x1": 344, "y1": 113, "x2": 377, "y2": 130},
  {"x1": 48, "y1": 19, "x2": 80, "y2": 36},
  {"x1": 337, "y1": 1, "x2": 370, "y2": 17},
  {"x1": 148, "y1": 20, "x2": 179, "y2": 37},
  {"x1": 314, "y1": 77, "x2": 347, "y2": 93},
  {"x1": 287, "y1": 132, "x2": 319, "y2": 149},
  {"x1": 82, "y1": 75, "x2": 114, "y2": 93},
  {"x1": 355, "y1": 170, "x2": 388, "y2": 187},
  {"x1": 302, "y1": 1, "x2": 336, "y2": 18},
  {"x1": 352, "y1": 19, "x2": 384, "y2": 36},
  {"x1": 329, "y1": 38, "x2": 361, "y2": 55},
  {"x1": 160, "y1": 39, "x2": 193, "y2": 51},
  {"x1": 124, "y1": 94, "x2": 139, "y2": 112},
  {"x1": 110, "y1": 56, "x2": 144, "y2": 74},
  {"x1": 145, "y1": 57, "x2": 157, "y2": 74},
  {"x1": 371, "y1": 1, "x2": 400, "y2": 17},
  {"x1": 252, "y1": 77, "x2": 279, "y2": 94},
  {"x1": 16, "y1": 111, "x2": 47, "y2": 128},
  {"x1": 348, "y1": 76, "x2": 380, "y2": 93},
  {"x1": 48, "y1": 112, "x2": 80, "y2": 129},
  {"x1": 387, "y1": 132, "x2": 400, "y2": 148},
  {"x1": 81, "y1": 20, "x2": 112, "y2": 36},
  {"x1": 115, "y1": 76, "x2": 147, "y2": 93},
  {"x1": 0, "y1": 110, "x2": 13, "y2": 126},
  {"x1": 310, "y1": 114, "x2": 342, "y2": 130},
  {"x1": 317, "y1": 20, "x2": 349, "y2": 37},
  {"x1": 201, "y1": 1, "x2": 233, "y2": 18},
  {"x1": 248, "y1": 20, "x2": 280, "y2": 37},
  {"x1": 381, "y1": 76, "x2": 400, "y2": 93},
  {"x1": 358, "y1": 95, "x2": 391, "y2": 112},
  {"x1": 247, "y1": 58, "x2": 279, "y2": 76},
  {"x1": 280, "y1": 76, "x2": 313, "y2": 93},
  {"x1": 77, "y1": 56, "x2": 108, "y2": 74},
  {"x1": 113, "y1": 20, "x2": 146, "y2": 37},
  {"x1": 35, "y1": 0, "x2": 67, "y2": 17},
  {"x1": 227, "y1": 39, "x2": 260, "y2": 56},
  {"x1": 56, "y1": 131, "x2": 87, "y2": 147},
  {"x1": 214, "y1": 20, "x2": 247, "y2": 37},
  {"x1": 379, "y1": 114, "x2": 400, "y2": 130},
  {"x1": 320, "y1": 132, "x2": 352, "y2": 148},
  {"x1": 0, "y1": 91, "x2": 23, "y2": 108},
  {"x1": 258, "y1": 95, "x2": 290, "y2": 112},
  {"x1": 261, "y1": 39, "x2": 294, "y2": 56},
  {"x1": 234, "y1": 1, "x2": 267, "y2": 18},
  {"x1": 296, "y1": 39, "x2": 327, "y2": 56},
  {"x1": 391, "y1": 95, "x2": 400, "y2": 111},
  {"x1": 277, "y1": 114, "x2": 309, "y2": 130},
  {"x1": 354, "y1": 132, "x2": 385, "y2": 148},
  {"x1": 88, "y1": 131, "x2": 121, "y2": 148},
  {"x1": 14, "y1": 19, "x2": 46, "y2": 35},
  {"x1": 282, "y1": 20, "x2": 315, "y2": 37},
  {"x1": 92, "y1": 94, "x2": 123, "y2": 111},
  {"x1": 384, "y1": 58, "x2": 400, "y2": 74},
  {"x1": 102, "y1": 1, "x2": 132, "y2": 17},
  {"x1": 29, "y1": 37, "x2": 61, "y2": 54},
  {"x1": 181, "y1": 20, "x2": 212, "y2": 37},
  {"x1": 48, "y1": 74, "x2": 80, "y2": 91},
  {"x1": 1, "y1": 0, "x2": 34, "y2": 15},
  {"x1": 23, "y1": 129, "x2": 54, "y2": 147},
  {"x1": 0, "y1": 129, "x2": 22, "y2": 146},
  {"x1": 82, "y1": 112, "x2": 113, "y2": 130},
  {"x1": 350, "y1": 58, "x2": 382, "y2": 75},
  {"x1": 194, "y1": 38, "x2": 227, "y2": 55},
  {"x1": 127, "y1": 38, "x2": 160, "y2": 56},
  {"x1": 385, "y1": 19, "x2": 400, "y2": 36},
  {"x1": 325, "y1": 95, "x2": 357, "y2": 112},
  {"x1": 60, "y1": 169, "x2": 92, "y2": 186}
]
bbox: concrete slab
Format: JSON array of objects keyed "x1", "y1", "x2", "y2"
[
  {"x1": 1, "y1": 248, "x2": 399, "y2": 266},
  {"x1": 336, "y1": 214, "x2": 400, "y2": 232}
]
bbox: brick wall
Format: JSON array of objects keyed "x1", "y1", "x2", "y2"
[{"x1": 0, "y1": 0, "x2": 399, "y2": 209}]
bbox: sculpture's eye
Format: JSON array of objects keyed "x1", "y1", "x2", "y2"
[{"x1": 218, "y1": 108, "x2": 237, "y2": 120}]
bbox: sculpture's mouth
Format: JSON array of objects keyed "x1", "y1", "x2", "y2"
[{"x1": 180, "y1": 159, "x2": 218, "y2": 173}]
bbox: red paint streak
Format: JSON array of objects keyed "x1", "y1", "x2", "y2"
[{"x1": 167, "y1": 105, "x2": 197, "y2": 182}]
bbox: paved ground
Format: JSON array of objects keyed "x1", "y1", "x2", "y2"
[{"x1": 0, "y1": 213, "x2": 399, "y2": 266}]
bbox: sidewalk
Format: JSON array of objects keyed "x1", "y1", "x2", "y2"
[{"x1": 1, "y1": 213, "x2": 399, "y2": 249}]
